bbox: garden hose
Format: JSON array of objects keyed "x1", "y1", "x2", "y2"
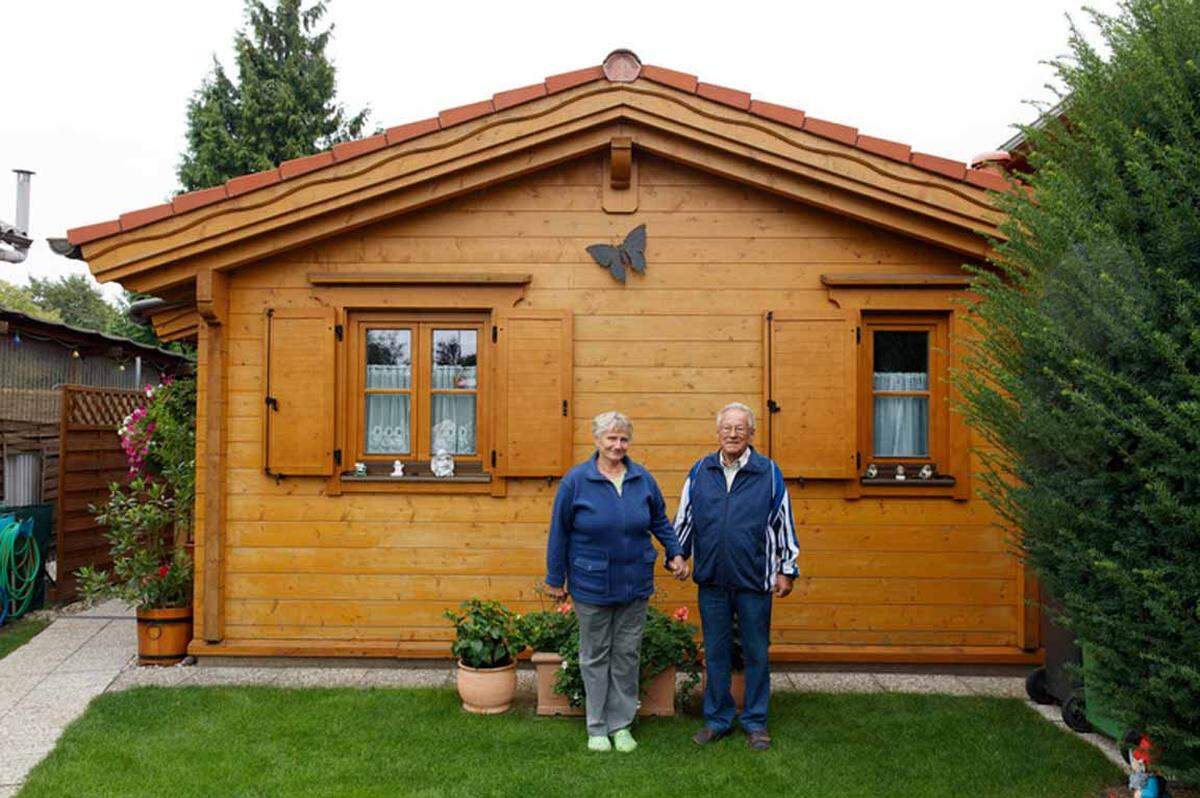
[{"x1": 0, "y1": 515, "x2": 41, "y2": 624}]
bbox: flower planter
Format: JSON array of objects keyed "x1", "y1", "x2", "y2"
[
  {"x1": 638, "y1": 665, "x2": 676, "y2": 717},
  {"x1": 456, "y1": 660, "x2": 518, "y2": 714},
  {"x1": 532, "y1": 652, "x2": 584, "y2": 716},
  {"x1": 136, "y1": 606, "x2": 193, "y2": 666}
]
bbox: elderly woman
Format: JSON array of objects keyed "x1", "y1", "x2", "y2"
[{"x1": 545, "y1": 410, "x2": 689, "y2": 753}]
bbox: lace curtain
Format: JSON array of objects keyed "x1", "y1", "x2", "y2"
[
  {"x1": 365, "y1": 364, "x2": 410, "y2": 453},
  {"x1": 873, "y1": 372, "x2": 928, "y2": 457},
  {"x1": 431, "y1": 365, "x2": 476, "y2": 454}
]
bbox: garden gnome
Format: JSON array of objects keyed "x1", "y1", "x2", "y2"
[
  {"x1": 431, "y1": 448, "x2": 455, "y2": 477},
  {"x1": 1129, "y1": 735, "x2": 1168, "y2": 798}
]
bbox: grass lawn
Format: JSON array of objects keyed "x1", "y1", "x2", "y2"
[
  {"x1": 18, "y1": 687, "x2": 1121, "y2": 798},
  {"x1": 0, "y1": 615, "x2": 50, "y2": 661}
]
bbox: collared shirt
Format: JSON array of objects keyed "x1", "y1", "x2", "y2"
[{"x1": 719, "y1": 447, "x2": 751, "y2": 492}]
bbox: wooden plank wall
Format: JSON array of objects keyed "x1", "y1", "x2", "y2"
[
  {"x1": 214, "y1": 153, "x2": 1020, "y2": 657},
  {"x1": 54, "y1": 386, "x2": 140, "y2": 601}
]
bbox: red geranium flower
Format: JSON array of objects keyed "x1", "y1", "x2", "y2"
[
  {"x1": 556, "y1": 601, "x2": 573, "y2": 615},
  {"x1": 158, "y1": 565, "x2": 170, "y2": 578},
  {"x1": 672, "y1": 606, "x2": 689, "y2": 622}
]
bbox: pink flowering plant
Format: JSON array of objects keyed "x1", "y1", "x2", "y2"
[{"x1": 79, "y1": 376, "x2": 196, "y2": 610}]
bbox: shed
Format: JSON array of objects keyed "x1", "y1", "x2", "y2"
[{"x1": 63, "y1": 51, "x2": 1037, "y2": 664}]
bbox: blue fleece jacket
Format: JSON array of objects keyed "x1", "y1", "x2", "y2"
[{"x1": 545, "y1": 455, "x2": 683, "y2": 606}]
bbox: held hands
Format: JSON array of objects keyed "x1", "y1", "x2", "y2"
[
  {"x1": 545, "y1": 582, "x2": 568, "y2": 602},
  {"x1": 774, "y1": 573, "x2": 795, "y2": 598},
  {"x1": 668, "y1": 556, "x2": 691, "y2": 581}
]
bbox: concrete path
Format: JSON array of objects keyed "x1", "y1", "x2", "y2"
[{"x1": 0, "y1": 607, "x2": 1127, "y2": 795}]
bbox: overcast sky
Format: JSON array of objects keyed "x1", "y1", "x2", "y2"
[{"x1": 3, "y1": 0, "x2": 1118, "y2": 298}]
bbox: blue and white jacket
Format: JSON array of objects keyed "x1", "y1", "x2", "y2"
[{"x1": 674, "y1": 447, "x2": 799, "y2": 592}]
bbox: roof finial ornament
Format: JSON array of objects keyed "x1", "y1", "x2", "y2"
[{"x1": 603, "y1": 49, "x2": 642, "y2": 82}]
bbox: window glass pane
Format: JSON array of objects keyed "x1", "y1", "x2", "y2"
[
  {"x1": 872, "y1": 331, "x2": 928, "y2": 391},
  {"x1": 365, "y1": 394, "x2": 410, "y2": 454},
  {"x1": 432, "y1": 329, "x2": 477, "y2": 389},
  {"x1": 432, "y1": 395, "x2": 477, "y2": 455},
  {"x1": 366, "y1": 329, "x2": 411, "y2": 389},
  {"x1": 873, "y1": 330, "x2": 929, "y2": 457},
  {"x1": 873, "y1": 396, "x2": 929, "y2": 456}
]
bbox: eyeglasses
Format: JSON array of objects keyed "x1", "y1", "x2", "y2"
[{"x1": 719, "y1": 425, "x2": 749, "y2": 436}]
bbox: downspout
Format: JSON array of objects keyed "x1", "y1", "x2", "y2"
[{"x1": 0, "y1": 170, "x2": 34, "y2": 264}]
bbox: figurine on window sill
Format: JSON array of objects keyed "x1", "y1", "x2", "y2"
[
  {"x1": 431, "y1": 448, "x2": 455, "y2": 478},
  {"x1": 390, "y1": 460, "x2": 405, "y2": 477}
]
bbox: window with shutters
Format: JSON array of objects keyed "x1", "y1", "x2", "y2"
[
  {"x1": 857, "y1": 313, "x2": 955, "y2": 487},
  {"x1": 345, "y1": 312, "x2": 489, "y2": 480}
]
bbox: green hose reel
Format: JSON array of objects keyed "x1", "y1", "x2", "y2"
[{"x1": 0, "y1": 514, "x2": 42, "y2": 625}]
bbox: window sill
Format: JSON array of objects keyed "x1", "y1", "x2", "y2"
[
  {"x1": 860, "y1": 477, "x2": 956, "y2": 488},
  {"x1": 335, "y1": 472, "x2": 495, "y2": 495}
]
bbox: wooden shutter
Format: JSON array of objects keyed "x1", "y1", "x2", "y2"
[
  {"x1": 263, "y1": 307, "x2": 336, "y2": 476},
  {"x1": 767, "y1": 314, "x2": 857, "y2": 479},
  {"x1": 494, "y1": 309, "x2": 573, "y2": 477}
]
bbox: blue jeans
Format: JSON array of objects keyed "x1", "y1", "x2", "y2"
[{"x1": 698, "y1": 584, "x2": 773, "y2": 733}]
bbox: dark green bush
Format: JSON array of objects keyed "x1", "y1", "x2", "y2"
[{"x1": 958, "y1": 0, "x2": 1200, "y2": 779}]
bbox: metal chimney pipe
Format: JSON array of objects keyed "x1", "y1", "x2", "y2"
[{"x1": 13, "y1": 169, "x2": 33, "y2": 235}]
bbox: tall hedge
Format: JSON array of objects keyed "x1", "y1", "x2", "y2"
[{"x1": 958, "y1": 0, "x2": 1200, "y2": 779}]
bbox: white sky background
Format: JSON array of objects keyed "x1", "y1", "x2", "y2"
[{"x1": 3, "y1": 0, "x2": 1119, "y2": 300}]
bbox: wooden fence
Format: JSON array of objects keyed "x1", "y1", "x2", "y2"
[{"x1": 54, "y1": 385, "x2": 141, "y2": 601}]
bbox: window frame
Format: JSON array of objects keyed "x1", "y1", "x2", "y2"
[
  {"x1": 345, "y1": 310, "x2": 489, "y2": 478},
  {"x1": 857, "y1": 312, "x2": 952, "y2": 482}
]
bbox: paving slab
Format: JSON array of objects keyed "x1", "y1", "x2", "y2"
[
  {"x1": 787, "y1": 672, "x2": 883, "y2": 693},
  {"x1": 875, "y1": 673, "x2": 976, "y2": 695}
]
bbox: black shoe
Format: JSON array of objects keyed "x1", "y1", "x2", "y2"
[
  {"x1": 746, "y1": 729, "x2": 772, "y2": 751},
  {"x1": 691, "y1": 726, "x2": 730, "y2": 746}
]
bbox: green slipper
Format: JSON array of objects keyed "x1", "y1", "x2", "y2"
[
  {"x1": 587, "y1": 735, "x2": 612, "y2": 752},
  {"x1": 612, "y1": 728, "x2": 637, "y2": 753}
]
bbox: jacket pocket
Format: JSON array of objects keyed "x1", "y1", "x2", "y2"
[
  {"x1": 639, "y1": 547, "x2": 658, "y2": 591},
  {"x1": 570, "y1": 551, "x2": 610, "y2": 597}
]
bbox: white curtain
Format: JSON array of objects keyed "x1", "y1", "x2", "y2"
[
  {"x1": 431, "y1": 365, "x2": 477, "y2": 454},
  {"x1": 365, "y1": 364, "x2": 411, "y2": 453},
  {"x1": 873, "y1": 372, "x2": 928, "y2": 457}
]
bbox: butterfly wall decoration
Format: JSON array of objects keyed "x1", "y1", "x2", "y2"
[{"x1": 586, "y1": 224, "x2": 646, "y2": 284}]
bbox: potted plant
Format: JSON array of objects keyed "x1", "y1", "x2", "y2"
[
  {"x1": 444, "y1": 599, "x2": 522, "y2": 714},
  {"x1": 78, "y1": 377, "x2": 196, "y2": 666},
  {"x1": 554, "y1": 605, "x2": 701, "y2": 717},
  {"x1": 517, "y1": 600, "x2": 580, "y2": 716}
]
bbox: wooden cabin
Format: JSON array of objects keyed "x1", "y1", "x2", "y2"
[{"x1": 63, "y1": 51, "x2": 1037, "y2": 665}]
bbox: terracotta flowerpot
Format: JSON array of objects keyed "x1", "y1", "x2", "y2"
[
  {"x1": 456, "y1": 660, "x2": 518, "y2": 714},
  {"x1": 638, "y1": 665, "x2": 676, "y2": 717},
  {"x1": 136, "y1": 606, "x2": 193, "y2": 666},
  {"x1": 532, "y1": 652, "x2": 584, "y2": 716}
]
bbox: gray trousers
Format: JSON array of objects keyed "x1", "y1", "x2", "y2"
[{"x1": 574, "y1": 598, "x2": 648, "y2": 737}]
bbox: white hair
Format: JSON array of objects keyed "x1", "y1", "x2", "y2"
[
  {"x1": 716, "y1": 402, "x2": 755, "y2": 431},
  {"x1": 592, "y1": 410, "x2": 633, "y2": 439}
]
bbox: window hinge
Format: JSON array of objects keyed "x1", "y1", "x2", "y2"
[
  {"x1": 492, "y1": 325, "x2": 498, "y2": 343},
  {"x1": 265, "y1": 396, "x2": 279, "y2": 411},
  {"x1": 562, "y1": 400, "x2": 568, "y2": 417},
  {"x1": 334, "y1": 324, "x2": 344, "y2": 341},
  {"x1": 767, "y1": 399, "x2": 780, "y2": 414},
  {"x1": 490, "y1": 450, "x2": 497, "y2": 467},
  {"x1": 855, "y1": 326, "x2": 861, "y2": 344},
  {"x1": 334, "y1": 449, "x2": 342, "y2": 466},
  {"x1": 766, "y1": 310, "x2": 774, "y2": 321},
  {"x1": 856, "y1": 451, "x2": 861, "y2": 470}
]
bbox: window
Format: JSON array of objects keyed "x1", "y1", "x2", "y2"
[
  {"x1": 349, "y1": 312, "x2": 486, "y2": 474},
  {"x1": 859, "y1": 314, "x2": 951, "y2": 481}
]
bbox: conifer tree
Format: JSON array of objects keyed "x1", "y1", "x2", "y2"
[
  {"x1": 177, "y1": 0, "x2": 368, "y2": 192},
  {"x1": 958, "y1": 0, "x2": 1200, "y2": 779}
]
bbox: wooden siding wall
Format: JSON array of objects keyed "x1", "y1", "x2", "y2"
[{"x1": 210, "y1": 153, "x2": 1021, "y2": 658}]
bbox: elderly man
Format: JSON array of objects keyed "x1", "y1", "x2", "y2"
[{"x1": 674, "y1": 402, "x2": 799, "y2": 751}]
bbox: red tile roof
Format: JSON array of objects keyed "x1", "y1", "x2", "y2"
[{"x1": 67, "y1": 51, "x2": 1016, "y2": 247}]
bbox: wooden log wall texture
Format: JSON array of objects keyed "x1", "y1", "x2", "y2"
[{"x1": 203, "y1": 153, "x2": 1026, "y2": 660}]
